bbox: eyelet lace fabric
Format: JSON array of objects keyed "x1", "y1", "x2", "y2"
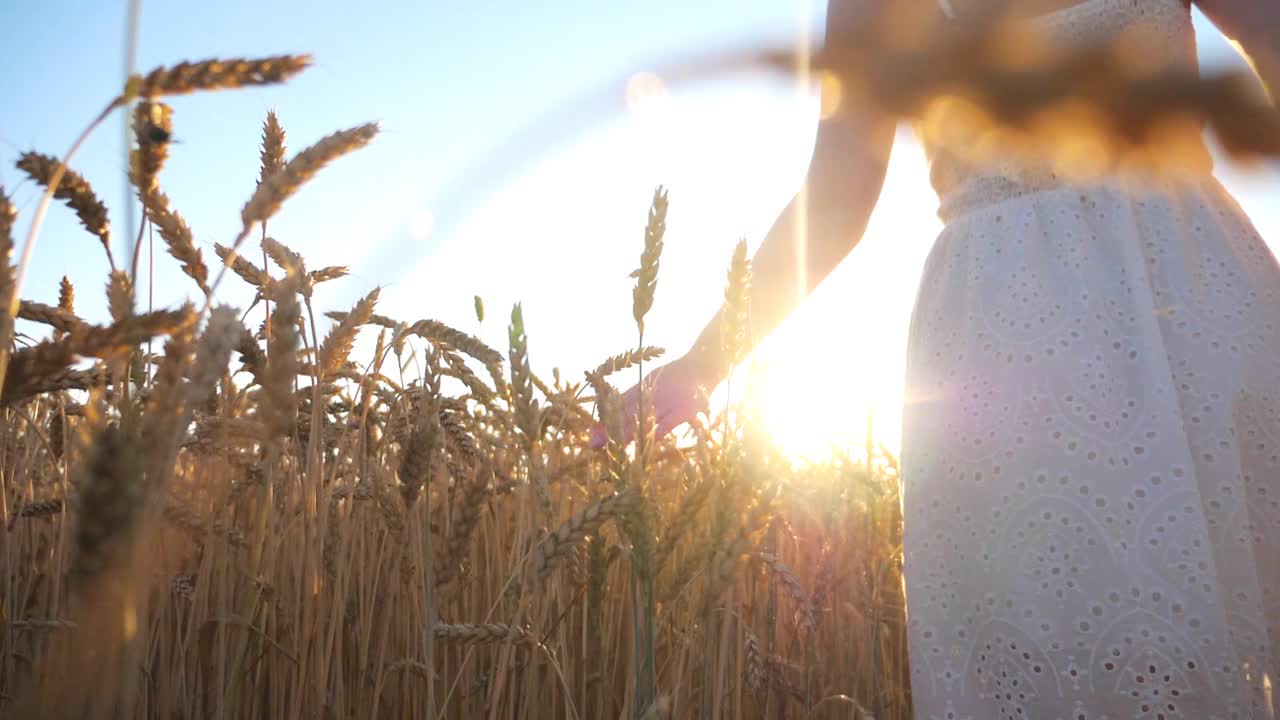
[{"x1": 903, "y1": 1, "x2": 1280, "y2": 718}]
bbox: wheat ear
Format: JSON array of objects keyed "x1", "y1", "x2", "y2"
[
  {"x1": 259, "y1": 110, "x2": 287, "y2": 185},
  {"x1": 128, "y1": 55, "x2": 312, "y2": 98},
  {"x1": 526, "y1": 488, "x2": 641, "y2": 583},
  {"x1": 140, "y1": 189, "x2": 211, "y2": 295},
  {"x1": 129, "y1": 100, "x2": 173, "y2": 193},
  {"x1": 631, "y1": 186, "x2": 667, "y2": 336},
  {"x1": 317, "y1": 288, "x2": 379, "y2": 379},
  {"x1": 17, "y1": 152, "x2": 115, "y2": 270}
]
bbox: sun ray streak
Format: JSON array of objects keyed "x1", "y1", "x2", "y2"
[{"x1": 793, "y1": 0, "x2": 811, "y2": 305}]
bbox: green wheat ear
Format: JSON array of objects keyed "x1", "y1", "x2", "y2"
[
  {"x1": 631, "y1": 186, "x2": 668, "y2": 337},
  {"x1": 722, "y1": 238, "x2": 752, "y2": 368},
  {"x1": 474, "y1": 294, "x2": 485, "y2": 323},
  {"x1": 506, "y1": 303, "x2": 536, "y2": 443}
]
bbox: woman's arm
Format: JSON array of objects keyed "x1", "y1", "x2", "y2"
[
  {"x1": 681, "y1": 103, "x2": 896, "y2": 384},
  {"x1": 675, "y1": 2, "x2": 899, "y2": 385},
  {"x1": 588, "y1": 0, "x2": 898, "y2": 447},
  {"x1": 1195, "y1": 0, "x2": 1280, "y2": 103}
]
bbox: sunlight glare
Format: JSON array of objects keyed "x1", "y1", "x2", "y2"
[
  {"x1": 793, "y1": 0, "x2": 811, "y2": 306},
  {"x1": 700, "y1": 129, "x2": 943, "y2": 466},
  {"x1": 731, "y1": 310, "x2": 905, "y2": 465}
]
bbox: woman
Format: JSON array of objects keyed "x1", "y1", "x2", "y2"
[{"x1": 601, "y1": 0, "x2": 1280, "y2": 716}]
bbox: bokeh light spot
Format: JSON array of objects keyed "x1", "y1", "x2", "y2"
[{"x1": 625, "y1": 71, "x2": 668, "y2": 114}]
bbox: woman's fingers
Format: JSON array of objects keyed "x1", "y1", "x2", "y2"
[
  {"x1": 655, "y1": 388, "x2": 704, "y2": 437},
  {"x1": 588, "y1": 360, "x2": 704, "y2": 449}
]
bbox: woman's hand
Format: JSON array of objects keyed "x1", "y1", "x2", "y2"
[{"x1": 588, "y1": 354, "x2": 711, "y2": 449}]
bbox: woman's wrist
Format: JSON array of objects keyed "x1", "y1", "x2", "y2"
[{"x1": 681, "y1": 337, "x2": 729, "y2": 388}]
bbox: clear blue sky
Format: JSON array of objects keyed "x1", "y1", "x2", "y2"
[
  {"x1": 4, "y1": 1, "x2": 1278, "y2": 456},
  {"x1": 1, "y1": 0, "x2": 811, "y2": 317}
]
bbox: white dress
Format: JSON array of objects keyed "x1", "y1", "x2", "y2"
[{"x1": 901, "y1": 1, "x2": 1280, "y2": 718}]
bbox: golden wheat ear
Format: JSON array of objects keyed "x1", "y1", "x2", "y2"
[
  {"x1": 525, "y1": 488, "x2": 640, "y2": 583},
  {"x1": 128, "y1": 55, "x2": 312, "y2": 99},
  {"x1": 17, "y1": 151, "x2": 116, "y2": 270},
  {"x1": 318, "y1": 288, "x2": 380, "y2": 380},
  {"x1": 0, "y1": 186, "x2": 16, "y2": 351},
  {"x1": 259, "y1": 110, "x2": 287, "y2": 185},
  {"x1": 208, "y1": 122, "x2": 379, "y2": 303},
  {"x1": 241, "y1": 123, "x2": 380, "y2": 232},
  {"x1": 141, "y1": 189, "x2": 211, "y2": 296},
  {"x1": 0, "y1": 185, "x2": 14, "y2": 274},
  {"x1": 129, "y1": 100, "x2": 173, "y2": 194}
]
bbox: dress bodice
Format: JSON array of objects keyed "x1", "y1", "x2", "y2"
[{"x1": 920, "y1": 0, "x2": 1208, "y2": 220}]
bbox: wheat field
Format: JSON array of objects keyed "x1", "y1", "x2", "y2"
[
  {"x1": 4, "y1": 5, "x2": 1280, "y2": 718},
  {"x1": 0, "y1": 64, "x2": 910, "y2": 720}
]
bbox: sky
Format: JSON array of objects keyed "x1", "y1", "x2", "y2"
[{"x1": 3, "y1": 1, "x2": 1278, "y2": 460}]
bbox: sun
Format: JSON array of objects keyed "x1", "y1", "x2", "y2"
[
  {"x1": 732, "y1": 309, "x2": 906, "y2": 466},
  {"x1": 699, "y1": 130, "x2": 947, "y2": 467}
]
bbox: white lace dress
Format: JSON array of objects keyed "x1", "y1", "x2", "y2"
[{"x1": 901, "y1": 1, "x2": 1280, "y2": 718}]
